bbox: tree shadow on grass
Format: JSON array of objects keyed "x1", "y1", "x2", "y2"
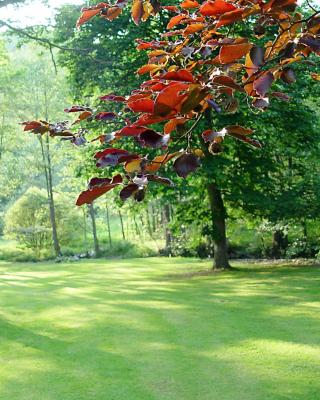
[{"x1": 0, "y1": 259, "x2": 319, "y2": 399}]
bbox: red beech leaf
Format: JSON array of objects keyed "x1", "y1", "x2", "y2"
[
  {"x1": 252, "y1": 97, "x2": 269, "y2": 109},
  {"x1": 100, "y1": 94, "x2": 126, "y2": 102},
  {"x1": 76, "y1": 111, "x2": 93, "y2": 122},
  {"x1": 245, "y1": 46, "x2": 265, "y2": 77},
  {"x1": 22, "y1": 120, "x2": 49, "y2": 134},
  {"x1": 227, "y1": 131, "x2": 262, "y2": 148},
  {"x1": 184, "y1": 23, "x2": 205, "y2": 35},
  {"x1": 181, "y1": 0, "x2": 200, "y2": 8},
  {"x1": 132, "y1": 0, "x2": 144, "y2": 25},
  {"x1": 216, "y1": 8, "x2": 244, "y2": 28},
  {"x1": 219, "y1": 42, "x2": 252, "y2": 64},
  {"x1": 133, "y1": 114, "x2": 171, "y2": 126},
  {"x1": 147, "y1": 175, "x2": 175, "y2": 186},
  {"x1": 270, "y1": 92, "x2": 291, "y2": 101},
  {"x1": 88, "y1": 175, "x2": 122, "y2": 189},
  {"x1": 280, "y1": 68, "x2": 296, "y2": 84},
  {"x1": 137, "y1": 64, "x2": 161, "y2": 74},
  {"x1": 145, "y1": 152, "x2": 180, "y2": 173},
  {"x1": 173, "y1": 153, "x2": 200, "y2": 178},
  {"x1": 64, "y1": 105, "x2": 91, "y2": 113},
  {"x1": 136, "y1": 39, "x2": 167, "y2": 50},
  {"x1": 181, "y1": 85, "x2": 208, "y2": 113},
  {"x1": 253, "y1": 72, "x2": 274, "y2": 97},
  {"x1": 101, "y1": 6, "x2": 122, "y2": 21},
  {"x1": 164, "y1": 118, "x2": 187, "y2": 134},
  {"x1": 160, "y1": 69, "x2": 195, "y2": 83},
  {"x1": 76, "y1": 174, "x2": 122, "y2": 206},
  {"x1": 225, "y1": 125, "x2": 253, "y2": 135},
  {"x1": 117, "y1": 126, "x2": 149, "y2": 136},
  {"x1": 202, "y1": 129, "x2": 225, "y2": 143},
  {"x1": 95, "y1": 148, "x2": 131, "y2": 167},
  {"x1": 120, "y1": 183, "x2": 140, "y2": 200},
  {"x1": 199, "y1": 0, "x2": 236, "y2": 16},
  {"x1": 138, "y1": 130, "x2": 170, "y2": 148},
  {"x1": 154, "y1": 82, "x2": 189, "y2": 116},
  {"x1": 212, "y1": 75, "x2": 244, "y2": 92},
  {"x1": 95, "y1": 148, "x2": 129, "y2": 159},
  {"x1": 95, "y1": 112, "x2": 117, "y2": 121},
  {"x1": 127, "y1": 98, "x2": 154, "y2": 113},
  {"x1": 77, "y1": 4, "x2": 107, "y2": 27},
  {"x1": 311, "y1": 72, "x2": 320, "y2": 81},
  {"x1": 167, "y1": 15, "x2": 188, "y2": 29},
  {"x1": 162, "y1": 5, "x2": 180, "y2": 13}
]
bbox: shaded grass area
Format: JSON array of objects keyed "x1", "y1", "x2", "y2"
[{"x1": 0, "y1": 258, "x2": 319, "y2": 400}]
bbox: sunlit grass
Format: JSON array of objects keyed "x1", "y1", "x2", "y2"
[{"x1": 0, "y1": 258, "x2": 319, "y2": 399}]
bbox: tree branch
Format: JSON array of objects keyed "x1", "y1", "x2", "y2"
[{"x1": 0, "y1": 19, "x2": 113, "y2": 66}]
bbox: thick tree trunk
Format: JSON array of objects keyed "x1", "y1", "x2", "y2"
[
  {"x1": 207, "y1": 183, "x2": 231, "y2": 270},
  {"x1": 272, "y1": 229, "x2": 288, "y2": 258},
  {"x1": 88, "y1": 204, "x2": 100, "y2": 257}
]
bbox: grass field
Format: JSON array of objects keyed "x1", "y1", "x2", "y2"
[{"x1": 0, "y1": 258, "x2": 319, "y2": 400}]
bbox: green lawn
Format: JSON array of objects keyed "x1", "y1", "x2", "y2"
[{"x1": 0, "y1": 258, "x2": 319, "y2": 400}]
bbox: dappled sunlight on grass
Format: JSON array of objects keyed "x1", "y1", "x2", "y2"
[{"x1": 0, "y1": 258, "x2": 319, "y2": 399}]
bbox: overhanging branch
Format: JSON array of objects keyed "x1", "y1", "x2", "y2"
[{"x1": 0, "y1": 19, "x2": 113, "y2": 66}]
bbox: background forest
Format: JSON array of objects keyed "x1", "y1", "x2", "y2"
[{"x1": 1, "y1": 1, "x2": 320, "y2": 263}]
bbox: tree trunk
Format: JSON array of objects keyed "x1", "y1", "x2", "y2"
[
  {"x1": 163, "y1": 204, "x2": 172, "y2": 254},
  {"x1": 39, "y1": 90, "x2": 61, "y2": 258},
  {"x1": 39, "y1": 135, "x2": 61, "y2": 258},
  {"x1": 207, "y1": 183, "x2": 231, "y2": 270},
  {"x1": 118, "y1": 210, "x2": 126, "y2": 241},
  {"x1": 106, "y1": 206, "x2": 112, "y2": 246},
  {"x1": 88, "y1": 204, "x2": 100, "y2": 257},
  {"x1": 272, "y1": 229, "x2": 288, "y2": 258}
]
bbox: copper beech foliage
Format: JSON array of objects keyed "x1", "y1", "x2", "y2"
[{"x1": 22, "y1": 0, "x2": 320, "y2": 206}]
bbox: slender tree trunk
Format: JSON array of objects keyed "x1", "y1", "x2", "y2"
[
  {"x1": 0, "y1": 114, "x2": 5, "y2": 160},
  {"x1": 106, "y1": 206, "x2": 112, "y2": 246},
  {"x1": 39, "y1": 136, "x2": 61, "y2": 257},
  {"x1": 151, "y1": 203, "x2": 157, "y2": 232},
  {"x1": 82, "y1": 208, "x2": 88, "y2": 249},
  {"x1": 39, "y1": 90, "x2": 61, "y2": 258},
  {"x1": 146, "y1": 207, "x2": 154, "y2": 239},
  {"x1": 163, "y1": 204, "x2": 172, "y2": 254},
  {"x1": 118, "y1": 210, "x2": 126, "y2": 240},
  {"x1": 45, "y1": 136, "x2": 61, "y2": 257},
  {"x1": 88, "y1": 204, "x2": 100, "y2": 257},
  {"x1": 133, "y1": 214, "x2": 141, "y2": 237},
  {"x1": 207, "y1": 183, "x2": 231, "y2": 270}
]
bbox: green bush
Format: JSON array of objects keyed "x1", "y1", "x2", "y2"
[
  {"x1": 100, "y1": 240, "x2": 156, "y2": 258},
  {"x1": 4, "y1": 187, "x2": 83, "y2": 256}
]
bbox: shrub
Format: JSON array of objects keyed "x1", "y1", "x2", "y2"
[{"x1": 4, "y1": 187, "x2": 83, "y2": 255}]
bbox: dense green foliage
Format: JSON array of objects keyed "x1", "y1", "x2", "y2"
[{"x1": 4, "y1": 187, "x2": 83, "y2": 254}]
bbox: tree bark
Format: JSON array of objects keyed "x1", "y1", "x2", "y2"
[
  {"x1": 163, "y1": 204, "x2": 172, "y2": 254},
  {"x1": 39, "y1": 136, "x2": 61, "y2": 258},
  {"x1": 207, "y1": 183, "x2": 231, "y2": 270},
  {"x1": 106, "y1": 206, "x2": 112, "y2": 246},
  {"x1": 272, "y1": 229, "x2": 288, "y2": 258},
  {"x1": 118, "y1": 210, "x2": 126, "y2": 241},
  {"x1": 88, "y1": 204, "x2": 100, "y2": 257}
]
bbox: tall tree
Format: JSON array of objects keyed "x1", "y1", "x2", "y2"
[{"x1": 23, "y1": 0, "x2": 320, "y2": 269}]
